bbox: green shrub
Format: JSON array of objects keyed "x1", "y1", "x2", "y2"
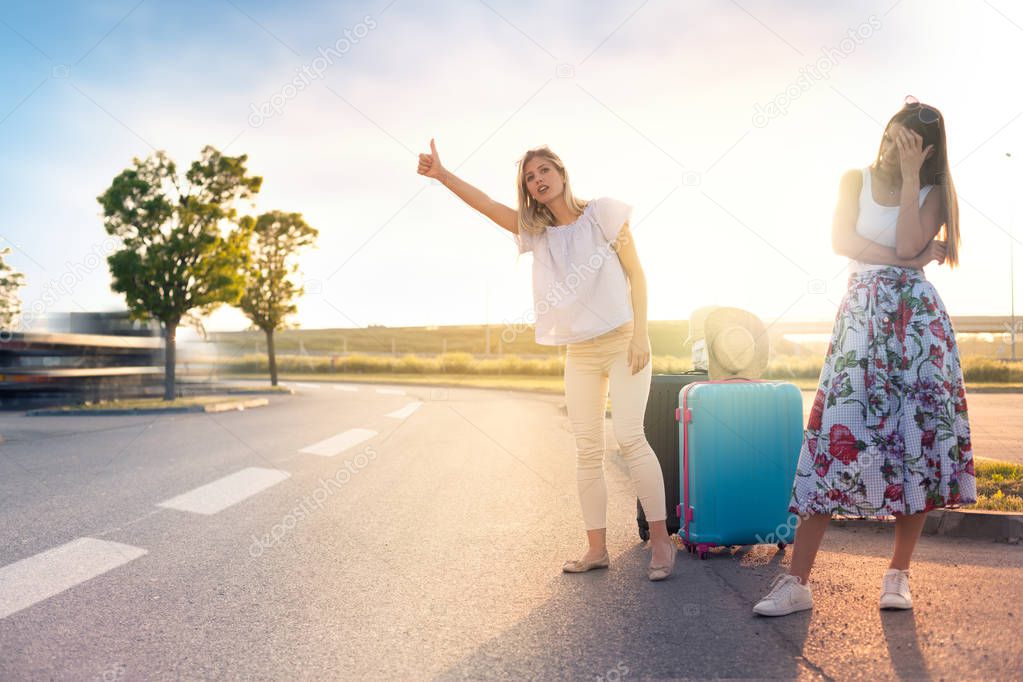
[
  {"x1": 765, "y1": 355, "x2": 824, "y2": 380},
  {"x1": 438, "y1": 352, "x2": 475, "y2": 374},
  {"x1": 651, "y1": 355, "x2": 693, "y2": 374},
  {"x1": 969, "y1": 490, "x2": 1023, "y2": 513},
  {"x1": 392, "y1": 353, "x2": 433, "y2": 374},
  {"x1": 331, "y1": 353, "x2": 392, "y2": 373},
  {"x1": 961, "y1": 356, "x2": 1023, "y2": 382},
  {"x1": 973, "y1": 460, "x2": 1023, "y2": 498}
]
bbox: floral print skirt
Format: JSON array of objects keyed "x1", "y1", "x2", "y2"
[{"x1": 789, "y1": 266, "x2": 976, "y2": 518}]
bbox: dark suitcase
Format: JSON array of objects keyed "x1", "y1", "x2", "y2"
[{"x1": 636, "y1": 371, "x2": 709, "y2": 540}]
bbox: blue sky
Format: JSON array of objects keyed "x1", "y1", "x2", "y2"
[{"x1": 2, "y1": 0, "x2": 1022, "y2": 337}]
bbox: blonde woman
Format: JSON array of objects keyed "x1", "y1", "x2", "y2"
[{"x1": 417, "y1": 140, "x2": 675, "y2": 581}]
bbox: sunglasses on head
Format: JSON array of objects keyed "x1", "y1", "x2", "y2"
[{"x1": 904, "y1": 95, "x2": 940, "y2": 124}]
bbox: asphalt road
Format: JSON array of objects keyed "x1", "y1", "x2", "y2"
[{"x1": 0, "y1": 382, "x2": 1020, "y2": 680}]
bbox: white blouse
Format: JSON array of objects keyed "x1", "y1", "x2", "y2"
[
  {"x1": 515, "y1": 196, "x2": 635, "y2": 345},
  {"x1": 851, "y1": 166, "x2": 934, "y2": 274}
]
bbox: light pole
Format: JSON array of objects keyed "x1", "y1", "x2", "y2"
[{"x1": 1009, "y1": 152, "x2": 1018, "y2": 362}]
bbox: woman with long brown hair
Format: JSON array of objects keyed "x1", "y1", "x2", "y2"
[
  {"x1": 754, "y1": 97, "x2": 976, "y2": 616},
  {"x1": 417, "y1": 140, "x2": 676, "y2": 581}
]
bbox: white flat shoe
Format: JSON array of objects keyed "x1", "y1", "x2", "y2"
[
  {"x1": 648, "y1": 540, "x2": 677, "y2": 581},
  {"x1": 562, "y1": 550, "x2": 610, "y2": 573}
]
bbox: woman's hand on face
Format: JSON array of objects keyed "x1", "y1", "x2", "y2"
[
  {"x1": 417, "y1": 138, "x2": 445, "y2": 180},
  {"x1": 627, "y1": 333, "x2": 651, "y2": 375},
  {"x1": 895, "y1": 127, "x2": 934, "y2": 180}
]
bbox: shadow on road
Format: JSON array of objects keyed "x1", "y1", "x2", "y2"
[
  {"x1": 434, "y1": 540, "x2": 815, "y2": 680},
  {"x1": 882, "y1": 610, "x2": 929, "y2": 680}
]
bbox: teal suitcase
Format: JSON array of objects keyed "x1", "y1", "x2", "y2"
[{"x1": 678, "y1": 379, "x2": 803, "y2": 558}]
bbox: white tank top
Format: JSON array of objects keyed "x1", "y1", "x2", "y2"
[
  {"x1": 514, "y1": 197, "x2": 635, "y2": 345},
  {"x1": 850, "y1": 166, "x2": 934, "y2": 274}
]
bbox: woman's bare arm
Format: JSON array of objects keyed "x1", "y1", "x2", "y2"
[
  {"x1": 611, "y1": 222, "x2": 651, "y2": 374},
  {"x1": 438, "y1": 169, "x2": 518, "y2": 234},
  {"x1": 831, "y1": 169, "x2": 931, "y2": 267},
  {"x1": 417, "y1": 138, "x2": 518, "y2": 234}
]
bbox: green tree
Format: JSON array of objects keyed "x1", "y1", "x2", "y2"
[
  {"x1": 237, "y1": 211, "x2": 318, "y2": 386},
  {"x1": 97, "y1": 145, "x2": 262, "y2": 400},
  {"x1": 0, "y1": 247, "x2": 26, "y2": 332}
]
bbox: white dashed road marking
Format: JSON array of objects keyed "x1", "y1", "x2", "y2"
[
  {"x1": 299, "y1": 428, "x2": 378, "y2": 457},
  {"x1": 156, "y1": 467, "x2": 291, "y2": 515},
  {"x1": 0, "y1": 537, "x2": 147, "y2": 620},
  {"x1": 386, "y1": 401, "x2": 423, "y2": 419}
]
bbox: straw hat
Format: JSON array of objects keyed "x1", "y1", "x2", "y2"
[{"x1": 704, "y1": 307, "x2": 770, "y2": 380}]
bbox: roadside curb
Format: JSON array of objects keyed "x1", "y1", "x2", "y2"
[
  {"x1": 922, "y1": 508, "x2": 1023, "y2": 543},
  {"x1": 177, "y1": 382, "x2": 295, "y2": 396},
  {"x1": 221, "y1": 387, "x2": 294, "y2": 396},
  {"x1": 834, "y1": 511, "x2": 1023, "y2": 544},
  {"x1": 26, "y1": 397, "x2": 271, "y2": 417}
]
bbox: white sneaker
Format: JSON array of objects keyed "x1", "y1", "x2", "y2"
[
  {"x1": 753, "y1": 574, "x2": 813, "y2": 616},
  {"x1": 880, "y1": 568, "x2": 913, "y2": 609}
]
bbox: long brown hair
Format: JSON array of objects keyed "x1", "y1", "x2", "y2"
[
  {"x1": 871, "y1": 101, "x2": 961, "y2": 267},
  {"x1": 515, "y1": 145, "x2": 588, "y2": 237}
]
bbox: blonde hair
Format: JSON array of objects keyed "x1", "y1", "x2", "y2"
[{"x1": 515, "y1": 145, "x2": 588, "y2": 238}]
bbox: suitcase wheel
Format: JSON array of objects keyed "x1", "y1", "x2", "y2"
[
  {"x1": 777, "y1": 541, "x2": 787, "y2": 552},
  {"x1": 638, "y1": 527, "x2": 650, "y2": 542}
]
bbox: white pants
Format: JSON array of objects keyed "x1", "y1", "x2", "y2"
[{"x1": 563, "y1": 318, "x2": 667, "y2": 530}]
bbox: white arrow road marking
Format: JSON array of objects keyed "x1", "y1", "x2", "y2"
[
  {"x1": 386, "y1": 401, "x2": 423, "y2": 419},
  {"x1": 157, "y1": 467, "x2": 291, "y2": 515},
  {"x1": 299, "y1": 428, "x2": 377, "y2": 457},
  {"x1": 0, "y1": 538, "x2": 147, "y2": 620}
]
